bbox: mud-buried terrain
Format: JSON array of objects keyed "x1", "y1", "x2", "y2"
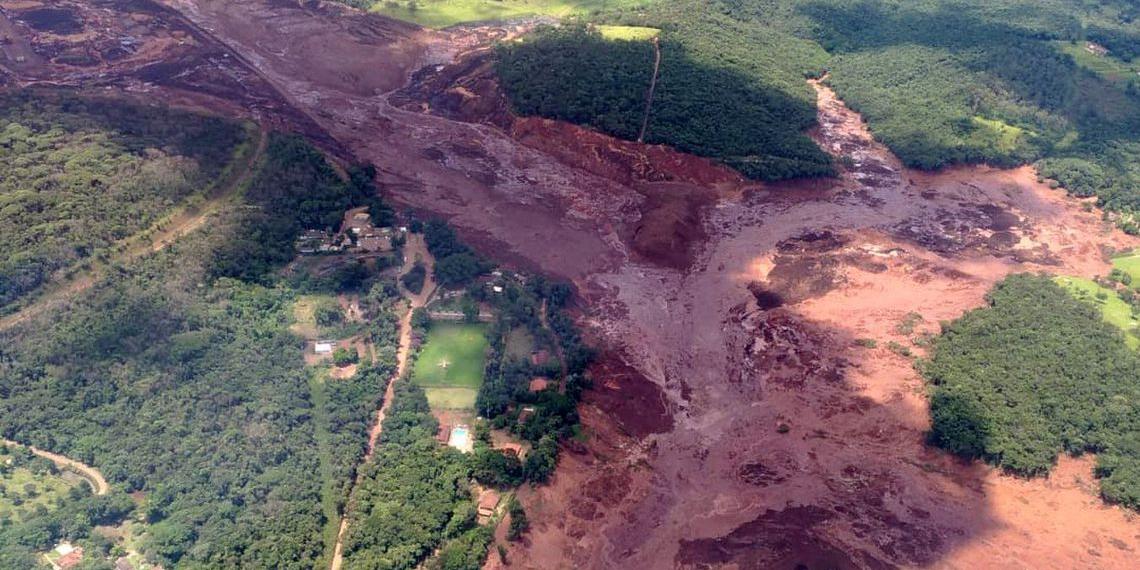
[{"x1": 27, "y1": 1, "x2": 1140, "y2": 568}]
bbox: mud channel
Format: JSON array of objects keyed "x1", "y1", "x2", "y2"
[{"x1": 9, "y1": 1, "x2": 1140, "y2": 568}]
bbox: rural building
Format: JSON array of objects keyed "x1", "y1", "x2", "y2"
[
  {"x1": 314, "y1": 341, "x2": 335, "y2": 354},
  {"x1": 436, "y1": 424, "x2": 451, "y2": 444},
  {"x1": 477, "y1": 489, "x2": 501, "y2": 521},
  {"x1": 529, "y1": 377, "x2": 550, "y2": 392},
  {"x1": 357, "y1": 233, "x2": 392, "y2": 253},
  {"x1": 47, "y1": 543, "x2": 84, "y2": 570},
  {"x1": 517, "y1": 406, "x2": 536, "y2": 425}
]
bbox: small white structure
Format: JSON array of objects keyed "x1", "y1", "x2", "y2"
[
  {"x1": 492, "y1": 286, "x2": 504, "y2": 294},
  {"x1": 314, "y1": 341, "x2": 335, "y2": 354}
]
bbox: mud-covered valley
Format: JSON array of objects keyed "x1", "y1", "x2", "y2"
[{"x1": 5, "y1": 1, "x2": 1140, "y2": 568}]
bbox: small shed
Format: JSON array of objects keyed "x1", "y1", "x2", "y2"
[
  {"x1": 528, "y1": 377, "x2": 550, "y2": 393},
  {"x1": 314, "y1": 341, "x2": 335, "y2": 354}
]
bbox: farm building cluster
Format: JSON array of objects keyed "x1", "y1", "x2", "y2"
[{"x1": 295, "y1": 208, "x2": 402, "y2": 255}]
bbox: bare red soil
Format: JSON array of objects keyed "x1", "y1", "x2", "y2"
[{"x1": 10, "y1": 2, "x2": 1140, "y2": 568}]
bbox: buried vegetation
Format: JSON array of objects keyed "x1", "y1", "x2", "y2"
[{"x1": 924, "y1": 274, "x2": 1140, "y2": 508}]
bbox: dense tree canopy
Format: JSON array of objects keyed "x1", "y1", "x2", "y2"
[
  {"x1": 924, "y1": 274, "x2": 1140, "y2": 508},
  {"x1": 0, "y1": 91, "x2": 248, "y2": 309},
  {"x1": 0, "y1": 134, "x2": 398, "y2": 568}
]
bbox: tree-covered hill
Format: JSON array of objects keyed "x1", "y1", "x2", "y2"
[
  {"x1": 0, "y1": 134, "x2": 397, "y2": 568},
  {"x1": 0, "y1": 92, "x2": 249, "y2": 310},
  {"x1": 495, "y1": 0, "x2": 1140, "y2": 223},
  {"x1": 924, "y1": 274, "x2": 1140, "y2": 509}
]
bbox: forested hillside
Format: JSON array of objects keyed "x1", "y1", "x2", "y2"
[
  {"x1": 924, "y1": 274, "x2": 1140, "y2": 509},
  {"x1": 494, "y1": 0, "x2": 1140, "y2": 221},
  {"x1": 0, "y1": 92, "x2": 249, "y2": 310},
  {"x1": 0, "y1": 134, "x2": 397, "y2": 568}
]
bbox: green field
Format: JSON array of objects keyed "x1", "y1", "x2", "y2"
[
  {"x1": 424, "y1": 387, "x2": 479, "y2": 410},
  {"x1": 1057, "y1": 42, "x2": 1140, "y2": 86},
  {"x1": 366, "y1": 0, "x2": 652, "y2": 28},
  {"x1": 0, "y1": 464, "x2": 83, "y2": 522},
  {"x1": 1112, "y1": 251, "x2": 1140, "y2": 283},
  {"x1": 1054, "y1": 276, "x2": 1140, "y2": 348},
  {"x1": 414, "y1": 323, "x2": 488, "y2": 388},
  {"x1": 597, "y1": 25, "x2": 660, "y2": 41}
]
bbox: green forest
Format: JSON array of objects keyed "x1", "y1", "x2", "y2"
[
  {"x1": 923, "y1": 274, "x2": 1140, "y2": 509},
  {"x1": 493, "y1": 0, "x2": 1140, "y2": 219},
  {"x1": 0, "y1": 126, "x2": 399, "y2": 568},
  {"x1": 496, "y1": 14, "x2": 835, "y2": 180},
  {"x1": 0, "y1": 91, "x2": 249, "y2": 310}
]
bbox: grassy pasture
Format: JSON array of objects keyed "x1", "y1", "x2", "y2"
[
  {"x1": 370, "y1": 0, "x2": 653, "y2": 28},
  {"x1": 1054, "y1": 276, "x2": 1140, "y2": 348},
  {"x1": 414, "y1": 323, "x2": 488, "y2": 389}
]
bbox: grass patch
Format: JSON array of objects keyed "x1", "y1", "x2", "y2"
[
  {"x1": 367, "y1": 0, "x2": 653, "y2": 28},
  {"x1": 425, "y1": 387, "x2": 479, "y2": 410},
  {"x1": 597, "y1": 25, "x2": 660, "y2": 41},
  {"x1": 414, "y1": 323, "x2": 489, "y2": 389},
  {"x1": 1056, "y1": 41, "x2": 1140, "y2": 86},
  {"x1": 0, "y1": 464, "x2": 82, "y2": 522},
  {"x1": 1112, "y1": 251, "x2": 1140, "y2": 284},
  {"x1": 504, "y1": 326, "x2": 536, "y2": 360},
  {"x1": 971, "y1": 116, "x2": 1026, "y2": 153},
  {"x1": 1054, "y1": 276, "x2": 1140, "y2": 348}
]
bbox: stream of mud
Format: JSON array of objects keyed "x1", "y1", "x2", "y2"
[{"x1": 13, "y1": 1, "x2": 1140, "y2": 567}]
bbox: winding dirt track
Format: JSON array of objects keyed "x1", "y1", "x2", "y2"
[
  {"x1": 2, "y1": 439, "x2": 109, "y2": 496},
  {"x1": 89, "y1": 2, "x2": 1140, "y2": 568},
  {"x1": 637, "y1": 36, "x2": 661, "y2": 144}
]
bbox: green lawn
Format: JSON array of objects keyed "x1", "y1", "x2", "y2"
[
  {"x1": 1112, "y1": 251, "x2": 1140, "y2": 283},
  {"x1": 369, "y1": 0, "x2": 653, "y2": 28},
  {"x1": 0, "y1": 465, "x2": 83, "y2": 522},
  {"x1": 597, "y1": 25, "x2": 660, "y2": 41},
  {"x1": 414, "y1": 323, "x2": 488, "y2": 389},
  {"x1": 425, "y1": 387, "x2": 479, "y2": 410},
  {"x1": 1056, "y1": 42, "x2": 1140, "y2": 86},
  {"x1": 1054, "y1": 276, "x2": 1140, "y2": 348}
]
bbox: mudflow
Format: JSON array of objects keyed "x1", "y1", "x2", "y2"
[{"x1": 6, "y1": 1, "x2": 1140, "y2": 568}]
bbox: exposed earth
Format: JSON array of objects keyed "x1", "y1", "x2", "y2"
[{"x1": 5, "y1": 1, "x2": 1140, "y2": 568}]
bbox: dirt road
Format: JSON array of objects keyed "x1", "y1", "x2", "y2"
[
  {"x1": 329, "y1": 233, "x2": 436, "y2": 570},
  {"x1": 2, "y1": 439, "x2": 110, "y2": 496},
  {"x1": 637, "y1": 36, "x2": 661, "y2": 144},
  {"x1": 99, "y1": 2, "x2": 1140, "y2": 568},
  {"x1": 0, "y1": 127, "x2": 268, "y2": 333}
]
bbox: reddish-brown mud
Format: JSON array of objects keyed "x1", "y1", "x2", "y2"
[{"x1": 17, "y1": 1, "x2": 1140, "y2": 568}]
